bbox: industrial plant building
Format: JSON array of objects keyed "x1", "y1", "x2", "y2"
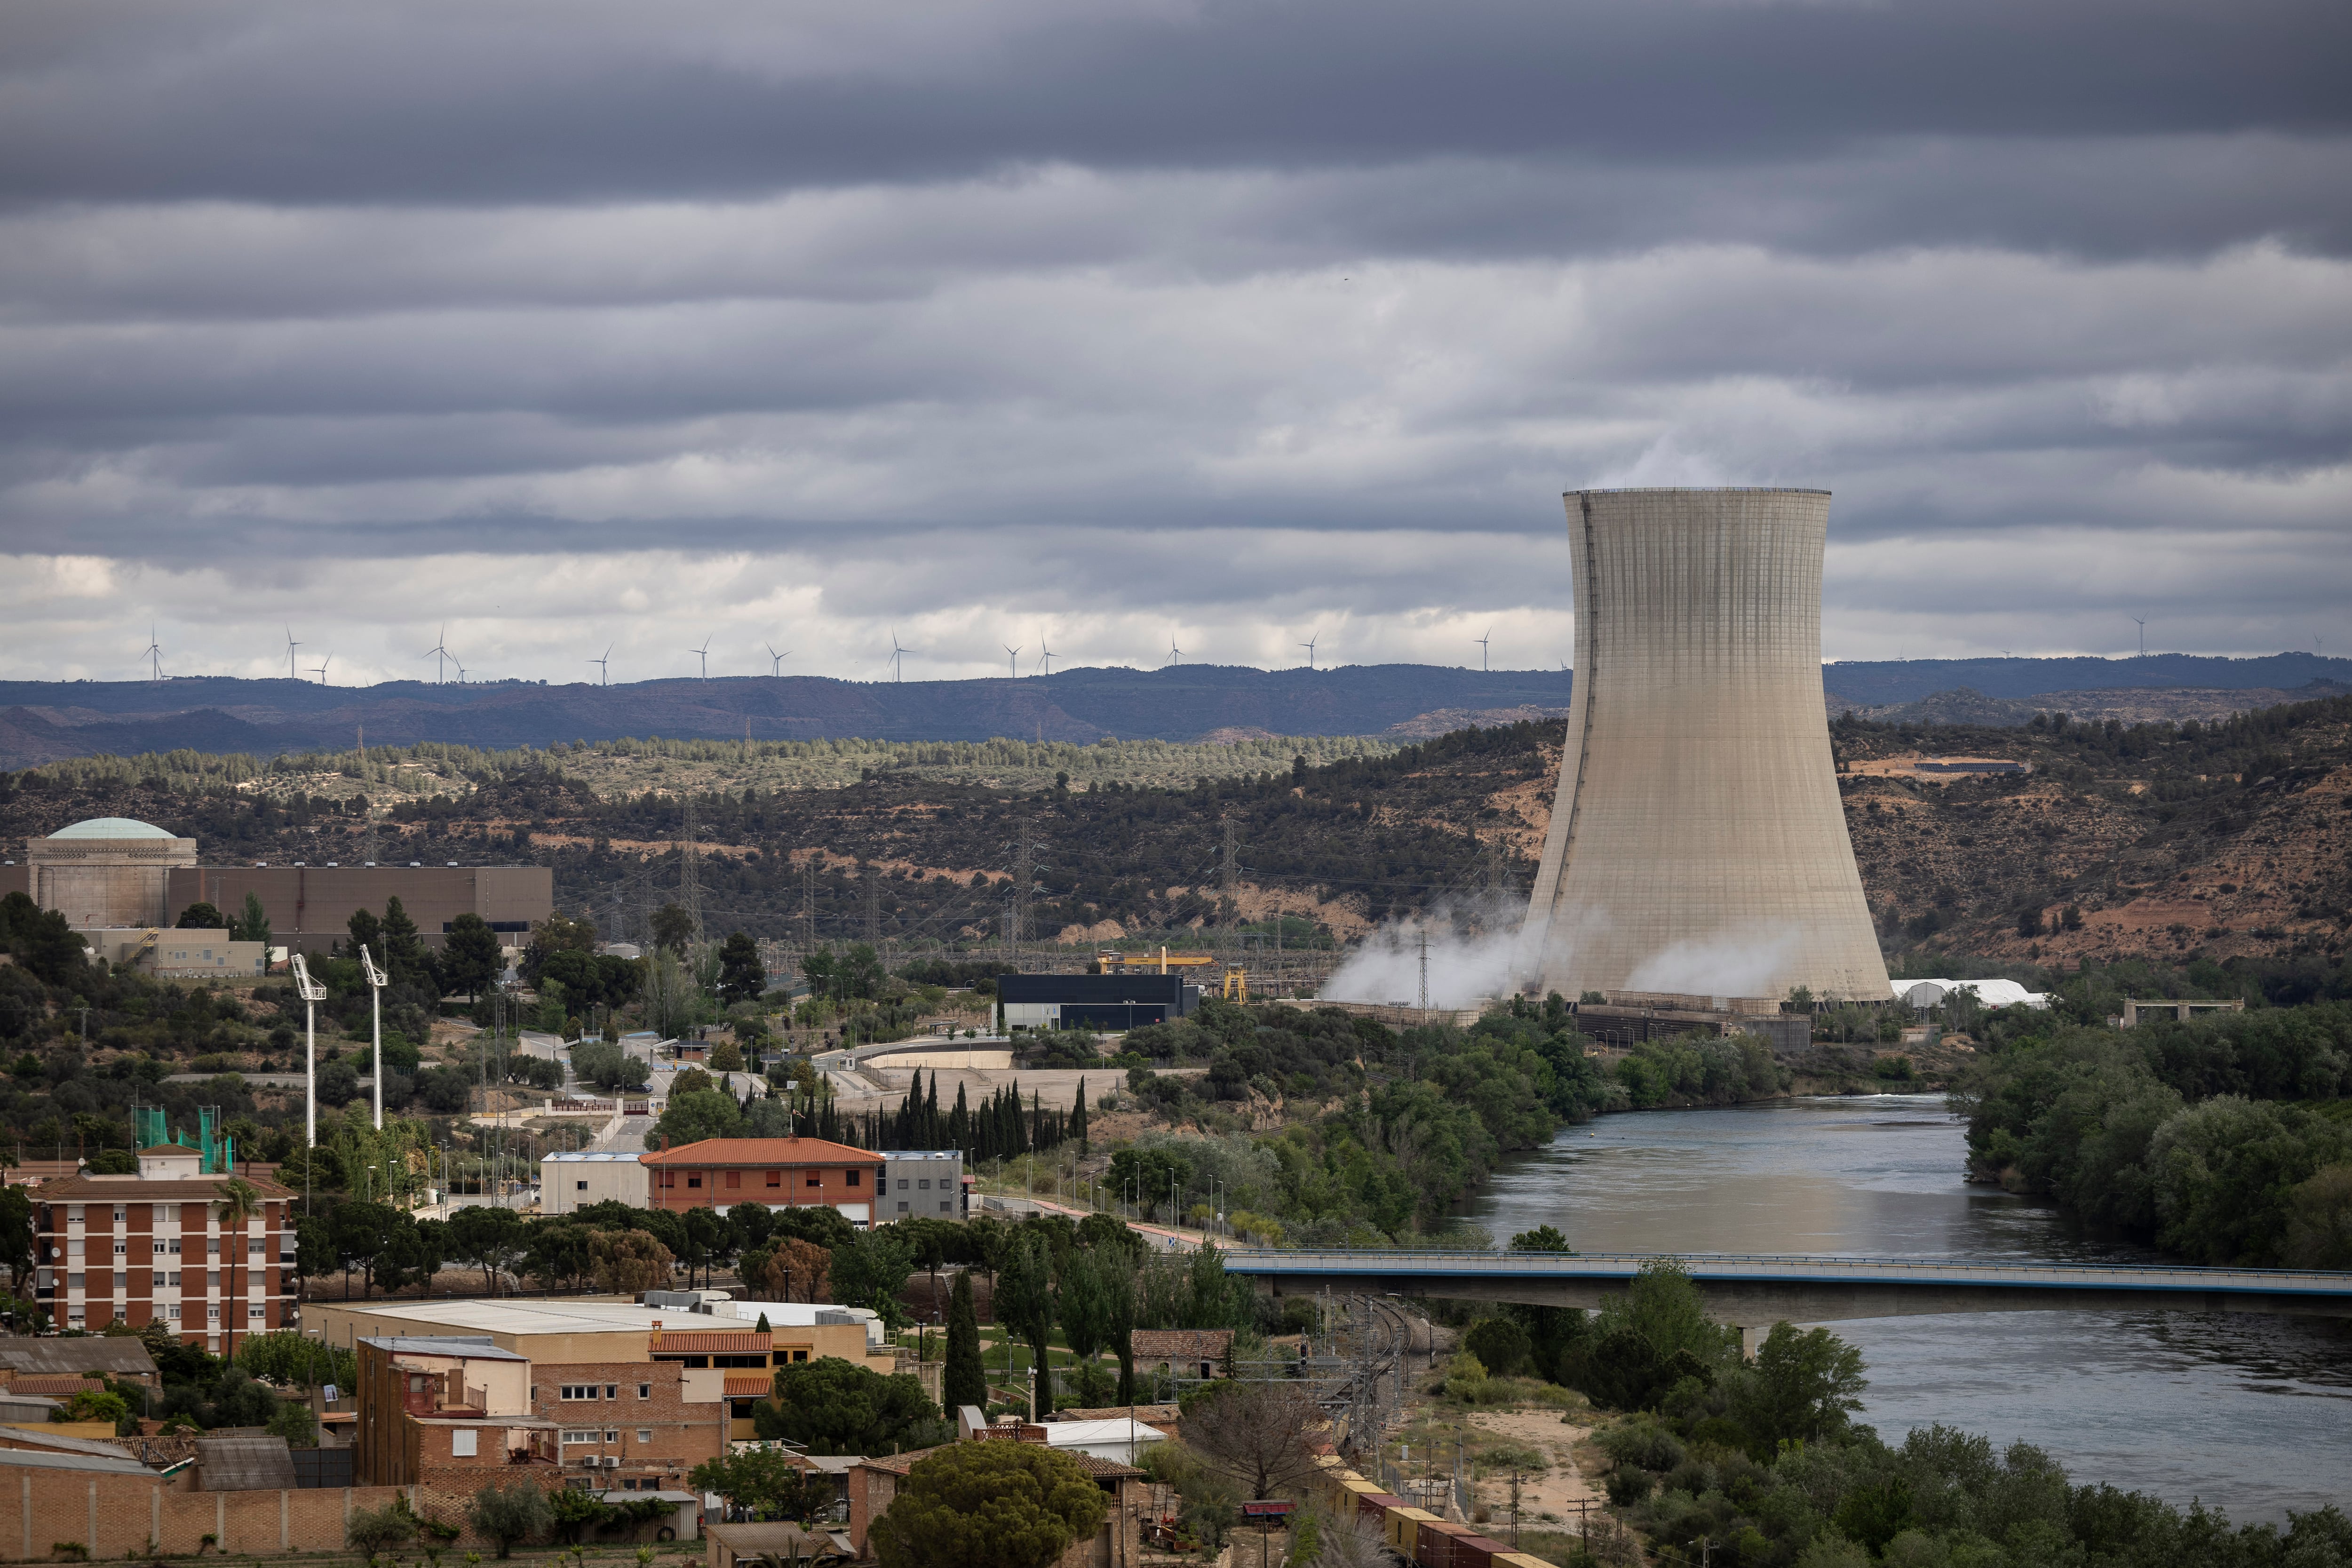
[
  {"x1": 997, "y1": 972, "x2": 1200, "y2": 1030},
  {"x1": 1525, "y1": 488, "x2": 1892, "y2": 1003},
  {"x1": 3, "y1": 816, "x2": 551, "y2": 957}
]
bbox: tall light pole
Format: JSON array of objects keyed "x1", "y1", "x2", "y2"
[
  {"x1": 289, "y1": 954, "x2": 327, "y2": 1148},
  {"x1": 359, "y1": 942, "x2": 388, "y2": 1130}
]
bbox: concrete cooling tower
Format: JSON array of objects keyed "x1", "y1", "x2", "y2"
[{"x1": 1524, "y1": 487, "x2": 1890, "y2": 1002}]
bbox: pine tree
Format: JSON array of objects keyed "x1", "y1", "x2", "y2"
[
  {"x1": 944, "y1": 1269, "x2": 986, "y2": 1413},
  {"x1": 1071, "y1": 1077, "x2": 1088, "y2": 1155}
]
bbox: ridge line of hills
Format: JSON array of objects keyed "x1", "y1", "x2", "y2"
[{"x1": 0, "y1": 653, "x2": 2346, "y2": 767}]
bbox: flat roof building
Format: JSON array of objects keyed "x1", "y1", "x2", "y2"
[
  {"x1": 880, "y1": 1151, "x2": 965, "y2": 1224},
  {"x1": 539, "y1": 1150, "x2": 651, "y2": 1214},
  {"x1": 998, "y1": 973, "x2": 1198, "y2": 1031},
  {"x1": 32, "y1": 1158, "x2": 296, "y2": 1347}
]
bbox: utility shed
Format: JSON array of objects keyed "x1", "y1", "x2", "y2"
[{"x1": 195, "y1": 1434, "x2": 298, "y2": 1492}]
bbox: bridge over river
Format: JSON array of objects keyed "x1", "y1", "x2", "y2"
[{"x1": 1221, "y1": 1250, "x2": 2352, "y2": 1336}]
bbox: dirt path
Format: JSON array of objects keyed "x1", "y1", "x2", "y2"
[{"x1": 1463, "y1": 1408, "x2": 1605, "y2": 1525}]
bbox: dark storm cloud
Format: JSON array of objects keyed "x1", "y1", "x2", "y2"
[
  {"x1": 0, "y1": 0, "x2": 2347, "y2": 677},
  {"x1": 3, "y1": 0, "x2": 2347, "y2": 212}
]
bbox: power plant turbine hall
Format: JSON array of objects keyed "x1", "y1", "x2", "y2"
[{"x1": 1524, "y1": 487, "x2": 1891, "y2": 1002}]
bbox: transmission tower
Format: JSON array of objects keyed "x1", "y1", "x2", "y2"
[
  {"x1": 1219, "y1": 818, "x2": 1240, "y2": 955},
  {"x1": 1014, "y1": 817, "x2": 1035, "y2": 963},
  {"x1": 679, "y1": 793, "x2": 703, "y2": 941},
  {"x1": 801, "y1": 855, "x2": 819, "y2": 955}
]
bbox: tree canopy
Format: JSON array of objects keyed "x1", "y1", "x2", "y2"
[{"x1": 868, "y1": 1441, "x2": 1109, "y2": 1568}]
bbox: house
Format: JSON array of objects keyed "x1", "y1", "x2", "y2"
[
  {"x1": 641, "y1": 1138, "x2": 885, "y2": 1226},
  {"x1": 1130, "y1": 1330, "x2": 1232, "y2": 1382},
  {"x1": 0, "y1": 1337, "x2": 160, "y2": 1390}
]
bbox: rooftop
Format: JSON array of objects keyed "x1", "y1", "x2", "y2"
[
  {"x1": 648, "y1": 1331, "x2": 770, "y2": 1355},
  {"x1": 0, "y1": 1340, "x2": 159, "y2": 1377},
  {"x1": 321, "y1": 1298, "x2": 763, "y2": 1341},
  {"x1": 36, "y1": 1173, "x2": 295, "y2": 1202},
  {"x1": 0, "y1": 1446, "x2": 153, "y2": 1477},
  {"x1": 360, "y1": 1336, "x2": 528, "y2": 1362},
  {"x1": 47, "y1": 818, "x2": 175, "y2": 840},
  {"x1": 642, "y1": 1137, "x2": 882, "y2": 1167},
  {"x1": 542, "y1": 1151, "x2": 647, "y2": 1162}
]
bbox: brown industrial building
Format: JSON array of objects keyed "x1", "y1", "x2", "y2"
[{"x1": 3, "y1": 816, "x2": 550, "y2": 954}]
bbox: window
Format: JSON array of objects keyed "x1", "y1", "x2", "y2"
[
  {"x1": 765, "y1": 1171, "x2": 780, "y2": 1188},
  {"x1": 561, "y1": 1430, "x2": 597, "y2": 1445},
  {"x1": 637, "y1": 1429, "x2": 653, "y2": 1445},
  {"x1": 66, "y1": 1207, "x2": 82, "y2": 1226},
  {"x1": 168, "y1": 1240, "x2": 182, "y2": 1255},
  {"x1": 560, "y1": 1385, "x2": 599, "y2": 1401},
  {"x1": 208, "y1": 1271, "x2": 219, "y2": 1289},
  {"x1": 248, "y1": 1304, "x2": 265, "y2": 1320},
  {"x1": 451, "y1": 1429, "x2": 478, "y2": 1457},
  {"x1": 604, "y1": 1385, "x2": 617, "y2": 1399},
  {"x1": 113, "y1": 1241, "x2": 126, "y2": 1256},
  {"x1": 65, "y1": 1239, "x2": 83, "y2": 1259},
  {"x1": 166, "y1": 1272, "x2": 180, "y2": 1287},
  {"x1": 920, "y1": 1178, "x2": 931, "y2": 1190},
  {"x1": 207, "y1": 1238, "x2": 221, "y2": 1257},
  {"x1": 112, "y1": 1208, "x2": 126, "y2": 1223},
  {"x1": 248, "y1": 1238, "x2": 264, "y2": 1255},
  {"x1": 844, "y1": 1170, "x2": 860, "y2": 1188},
  {"x1": 687, "y1": 1175, "x2": 701, "y2": 1189},
  {"x1": 113, "y1": 1271, "x2": 127, "y2": 1288},
  {"x1": 67, "y1": 1273, "x2": 83, "y2": 1290},
  {"x1": 152, "y1": 1242, "x2": 165, "y2": 1255},
  {"x1": 874, "y1": 1178, "x2": 886, "y2": 1194},
  {"x1": 165, "y1": 1304, "x2": 180, "y2": 1321},
  {"x1": 940, "y1": 1202, "x2": 953, "y2": 1213},
  {"x1": 897, "y1": 1202, "x2": 908, "y2": 1213},
  {"x1": 804, "y1": 1174, "x2": 819, "y2": 1189},
  {"x1": 604, "y1": 1430, "x2": 619, "y2": 1443},
  {"x1": 637, "y1": 1384, "x2": 651, "y2": 1400},
  {"x1": 206, "y1": 1305, "x2": 220, "y2": 1321},
  {"x1": 577, "y1": 1181, "x2": 588, "y2": 1191},
  {"x1": 724, "y1": 1170, "x2": 741, "y2": 1190}
]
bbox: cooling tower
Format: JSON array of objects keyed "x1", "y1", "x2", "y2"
[{"x1": 1524, "y1": 487, "x2": 1890, "y2": 1002}]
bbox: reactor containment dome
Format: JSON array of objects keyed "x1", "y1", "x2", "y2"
[{"x1": 1524, "y1": 487, "x2": 1891, "y2": 1003}]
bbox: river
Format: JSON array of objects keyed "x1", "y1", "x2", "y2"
[{"x1": 1464, "y1": 1094, "x2": 2352, "y2": 1523}]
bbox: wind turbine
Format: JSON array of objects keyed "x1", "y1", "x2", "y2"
[
  {"x1": 422, "y1": 626, "x2": 453, "y2": 684},
  {"x1": 311, "y1": 653, "x2": 332, "y2": 685},
  {"x1": 2132, "y1": 617, "x2": 2147, "y2": 658},
  {"x1": 284, "y1": 627, "x2": 302, "y2": 681},
  {"x1": 588, "y1": 645, "x2": 611, "y2": 685},
  {"x1": 688, "y1": 636, "x2": 712, "y2": 680},
  {"x1": 1167, "y1": 633, "x2": 1182, "y2": 667},
  {"x1": 1299, "y1": 633, "x2": 1319, "y2": 670},
  {"x1": 1003, "y1": 644, "x2": 1022, "y2": 680},
  {"x1": 888, "y1": 630, "x2": 909, "y2": 683},
  {"x1": 765, "y1": 643, "x2": 790, "y2": 677},
  {"x1": 1036, "y1": 633, "x2": 1056, "y2": 677},
  {"x1": 1477, "y1": 629, "x2": 1493, "y2": 672},
  {"x1": 140, "y1": 626, "x2": 164, "y2": 683}
]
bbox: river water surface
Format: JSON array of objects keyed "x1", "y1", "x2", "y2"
[{"x1": 1464, "y1": 1095, "x2": 2352, "y2": 1523}]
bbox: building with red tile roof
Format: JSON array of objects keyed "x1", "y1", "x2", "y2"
[{"x1": 640, "y1": 1138, "x2": 883, "y2": 1226}]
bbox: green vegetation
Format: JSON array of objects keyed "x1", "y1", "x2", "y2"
[
  {"x1": 868, "y1": 1441, "x2": 1111, "y2": 1568},
  {"x1": 1958, "y1": 997, "x2": 2352, "y2": 1265},
  {"x1": 1481, "y1": 1260, "x2": 2352, "y2": 1567}
]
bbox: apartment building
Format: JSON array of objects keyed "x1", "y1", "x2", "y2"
[
  {"x1": 879, "y1": 1151, "x2": 966, "y2": 1221},
  {"x1": 31, "y1": 1147, "x2": 294, "y2": 1345},
  {"x1": 640, "y1": 1138, "x2": 884, "y2": 1225}
]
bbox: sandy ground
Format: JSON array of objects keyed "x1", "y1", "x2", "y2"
[{"x1": 1462, "y1": 1408, "x2": 1605, "y2": 1526}]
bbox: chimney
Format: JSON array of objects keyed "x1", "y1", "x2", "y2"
[{"x1": 651, "y1": 1320, "x2": 663, "y2": 1349}]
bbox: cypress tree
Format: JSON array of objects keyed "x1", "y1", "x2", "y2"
[
  {"x1": 943, "y1": 1270, "x2": 986, "y2": 1413},
  {"x1": 1071, "y1": 1076, "x2": 1088, "y2": 1155}
]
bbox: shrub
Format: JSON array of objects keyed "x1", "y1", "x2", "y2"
[
  {"x1": 1597, "y1": 1420, "x2": 1685, "y2": 1473},
  {"x1": 1463, "y1": 1318, "x2": 1533, "y2": 1379},
  {"x1": 467, "y1": 1482, "x2": 551, "y2": 1559},
  {"x1": 347, "y1": 1502, "x2": 417, "y2": 1555},
  {"x1": 1604, "y1": 1466, "x2": 1653, "y2": 1505}
]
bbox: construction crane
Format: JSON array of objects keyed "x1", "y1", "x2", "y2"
[
  {"x1": 1222, "y1": 969, "x2": 1249, "y2": 1003},
  {"x1": 1095, "y1": 947, "x2": 1216, "y2": 974}
]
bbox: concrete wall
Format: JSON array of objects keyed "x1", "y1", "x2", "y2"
[
  {"x1": 1526, "y1": 488, "x2": 1891, "y2": 1003},
  {"x1": 28, "y1": 837, "x2": 197, "y2": 929},
  {"x1": 167, "y1": 864, "x2": 552, "y2": 952}
]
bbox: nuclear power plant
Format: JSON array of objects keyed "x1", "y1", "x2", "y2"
[{"x1": 1524, "y1": 487, "x2": 1891, "y2": 1003}]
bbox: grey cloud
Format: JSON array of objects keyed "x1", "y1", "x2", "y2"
[{"x1": 4, "y1": 0, "x2": 2348, "y2": 210}]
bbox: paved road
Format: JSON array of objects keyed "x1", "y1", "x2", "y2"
[{"x1": 1219, "y1": 1249, "x2": 2352, "y2": 1323}]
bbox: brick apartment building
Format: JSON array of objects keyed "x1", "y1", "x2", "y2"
[
  {"x1": 642, "y1": 1138, "x2": 884, "y2": 1225},
  {"x1": 354, "y1": 1333, "x2": 730, "y2": 1501},
  {"x1": 32, "y1": 1146, "x2": 294, "y2": 1346}
]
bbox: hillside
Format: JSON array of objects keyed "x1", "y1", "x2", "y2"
[
  {"x1": 4, "y1": 693, "x2": 2346, "y2": 975},
  {"x1": 4, "y1": 651, "x2": 2349, "y2": 764}
]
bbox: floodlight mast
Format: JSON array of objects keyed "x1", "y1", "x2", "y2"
[
  {"x1": 289, "y1": 953, "x2": 329, "y2": 1148},
  {"x1": 360, "y1": 943, "x2": 389, "y2": 1130}
]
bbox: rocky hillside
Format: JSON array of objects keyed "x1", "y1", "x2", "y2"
[{"x1": 4, "y1": 693, "x2": 2346, "y2": 972}]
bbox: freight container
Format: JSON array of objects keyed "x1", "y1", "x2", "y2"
[
  {"x1": 1357, "y1": 1492, "x2": 1407, "y2": 1524},
  {"x1": 1385, "y1": 1506, "x2": 1440, "y2": 1558},
  {"x1": 1414, "y1": 1520, "x2": 1476, "y2": 1568},
  {"x1": 1451, "y1": 1534, "x2": 1513, "y2": 1568},
  {"x1": 1494, "y1": 1554, "x2": 1556, "y2": 1568}
]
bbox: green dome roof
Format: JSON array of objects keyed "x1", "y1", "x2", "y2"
[{"x1": 47, "y1": 817, "x2": 175, "y2": 840}]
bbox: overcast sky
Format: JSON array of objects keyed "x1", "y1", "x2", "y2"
[{"x1": 3, "y1": 0, "x2": 2347, "y2": 687}]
